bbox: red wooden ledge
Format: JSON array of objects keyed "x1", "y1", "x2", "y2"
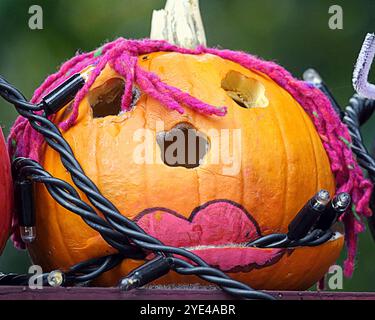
[{"x1": 0, "y1": 286, "x2": 374, "y2": 300}]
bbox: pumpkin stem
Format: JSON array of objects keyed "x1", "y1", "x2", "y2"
[{"x1": 150, "y1": 0, "x2": 207, "y2": 49}]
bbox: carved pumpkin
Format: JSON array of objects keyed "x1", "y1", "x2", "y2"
[
  {"x1": 0, "y1": 128, "x2": 12, "y2": 254},
  {"x1": 26, "y1": 51, "x2": 345, "y2": 290}
]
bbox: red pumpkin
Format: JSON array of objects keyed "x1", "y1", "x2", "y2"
[{"x1": 0, "y1": 128, "x2": 12, "y2": 254}]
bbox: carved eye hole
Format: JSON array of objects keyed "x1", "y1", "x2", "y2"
[
  {"x1": 221, "y1": 70, "x2": 269, "y2": 109},
  {"x1": 156, "y1": 122, "x2": 210, "y2": 169},
  {"x1": 88, "y1": 78, "x2": 140, "y2": 118}
]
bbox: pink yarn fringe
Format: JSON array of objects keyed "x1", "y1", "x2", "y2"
[{"x1": 8, "y1": 38, "x2": 373, "y2": 277}]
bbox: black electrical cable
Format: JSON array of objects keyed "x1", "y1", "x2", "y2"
[
  {"x1": 305, "y1": 231, "x2": 334, "y2": 247},
  {"x1": 246, "y1": 234, "x2": 285, "y2": 247},
  {"x1": 0, "y1": 76, "x2": 277, "y2": 300},
  {"x1": 343, "y1": 94, "x2": 375, "y2": 239},
  {"x1": 65, "y1": 254, "x2": 124, "y2": 284},
  {"x1": 0, "y1": 70, "x2": 362, "y2": 299},
  {"x1": 343, "y1": 95, "x2": 375, "y2": 178},
  {"x1": 0, "y1": 254, "x2": 124, "y2": 286},
  {"x1": 13, "y1": 159, "x2": 145, "y2": 257},
  {"x1": 291, "y1": 229, "x2": 322, "y2": 247},
  {"x1": 14, "y1": 156, "x2": 276, "y2": 299}
]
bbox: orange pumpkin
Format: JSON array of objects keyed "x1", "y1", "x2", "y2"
[
  {"x1": 28, "y1": 52, "x2": 343, "y2": 290},
  {"x1": 0, "y1": 128, "x2": 12, "y2": 254}
]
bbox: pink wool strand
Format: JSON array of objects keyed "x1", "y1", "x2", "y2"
[{"x1": 8, "y1": 38, "x2": 373, "y2": 277}]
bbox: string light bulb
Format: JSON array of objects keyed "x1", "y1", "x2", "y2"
[
  {"x1": 316, "y1": 192, "x2": 351, "y2": 231},
  {"x1": 15, "y1": 180, "x2": 36, "y2": 243},
  {"x1": 287, "y1": 189, "x2": 331, "y2": 241},
  {"x1": 47, "y1": 270, "x2": 64, "y2": 287}
]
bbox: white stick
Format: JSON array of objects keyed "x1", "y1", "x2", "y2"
[{"x1": 150, "y1": 0, "x2": 207, "y2": 49}]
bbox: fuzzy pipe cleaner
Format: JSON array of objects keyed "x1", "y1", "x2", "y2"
[
  {"x1": 8, "y1": 38, "x2": 373, "y2": 277},
  {"x1": 353, "y1": 33, "x2": 375, "y2": 99}
]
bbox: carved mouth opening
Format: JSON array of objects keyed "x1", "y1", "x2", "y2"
[{"x1": 156, "y1": 122, "x2": 210, "y2": 169}]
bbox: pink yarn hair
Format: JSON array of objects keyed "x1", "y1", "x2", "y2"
[{"x1": 8, "y1": 38, "x2": 373, "y2": 277}]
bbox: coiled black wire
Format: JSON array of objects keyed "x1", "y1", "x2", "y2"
[
  {"x1": 343, "y1": 94, "x2": 375, "y2": 238},
  {"x1": 0, "y1": 254, "x2": 124, "y2": 286},
  {"x1": 0, "y1": 76, "x2": 277, "y2": 300},
  {"x1": 343, "y1": 95, "x2": 375, "y2": 178}
]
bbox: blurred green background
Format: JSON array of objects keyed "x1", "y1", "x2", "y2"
[{"x1": 0, "y1": 0, "x2": 374, "y2": 291}]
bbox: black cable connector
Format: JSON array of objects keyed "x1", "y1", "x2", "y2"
[
  {"x1": 14, "y1": 180, "x2": 36, "y2": 243},
  {"x1": 287, "y1": 190, "x2": 330, "y2": 241},
  {"x1": 119, "y1": 255, "x2": 173, "y2": 291},
  {"x1": 41, "y1": 65, "x2": 94, "y2": 116},
  {"x1": 315, "y1": 192, "x2": 351, "y2": 231},
  {"x1": 246, "y1": 190, "x2": 334, "y2": 248}
]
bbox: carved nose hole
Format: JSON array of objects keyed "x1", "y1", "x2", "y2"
[
  {"x1": 88, "y1": 78, "x2": 140, "y2": 118},
  {"x1": 221, "y1": 70, "x2": 268, "y2": 109},
  {"x1": 156, "y1": 123, "x2": 210, "y2": 169}
]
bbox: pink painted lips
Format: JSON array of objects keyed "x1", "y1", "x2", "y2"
[{"x1": 135, "y1": 200, "x2": 286, "y2": 273}]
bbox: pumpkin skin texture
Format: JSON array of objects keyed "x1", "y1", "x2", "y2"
[
  {"x1": 28, "y1": 52, "x2": 342, "y2": 290},
  {"x1": 0, "y1": 129, "x2": 12, "y2": 254}
]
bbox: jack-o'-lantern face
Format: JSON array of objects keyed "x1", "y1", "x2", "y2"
[{"x1": 29, "y1": 52, "x2": 343, "y2": 290}]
